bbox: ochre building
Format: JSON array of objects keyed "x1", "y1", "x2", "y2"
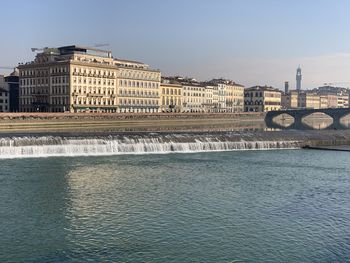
[
  {"x1": 18, "y1": 45, "x2": 161, "y2": 113},
  {"x1": 160, "y1": 77, "x2": 182, "y2": 112},
  {"x1": 281, "y1": 90, "x2": 299, "y2": 109},
  {"x1": 244, "y1": 85, "x2": 282, "y2": 112},
  {"x1": 298, "y1": 92, "x2": 320, "y2": 109},
  {"x1": 204, "y1": 79, "x2": 244, "y2": 112}
]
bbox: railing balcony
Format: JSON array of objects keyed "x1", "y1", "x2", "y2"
[{"x1": 87, "y1": 93, "x2": 104, "y2": 97}]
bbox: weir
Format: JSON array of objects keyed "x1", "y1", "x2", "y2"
[{"x1": 0, "y1": 134, "x2": 301, "y2": 159}]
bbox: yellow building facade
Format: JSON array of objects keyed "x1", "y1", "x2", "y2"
[
  {"x1": 160, "y1": 78, "x2": 182, "y2": 112},
  {"x1": 70, "y1": 57, "x2": 118, "y2": 113},
  {"x1": 225, "y1": 83, "x2": 244, "y2": 112},
  {"x1": 115, "y1": 59, "x2": 161, "y2": 113},
  {"x1": 244, "y1": 86, "x2": 282, "y2": 112},
  {"x1": 182, "y1": 83, "x2": 206, "y2": 112},
  {"x1": 18, "y1": 45, "x2": 161, "y2": 113},
  {"x1": 203, "y1": 79, "x2": 244, "y2": 112},
  {"x1": 163, "y1": 77, "x2": 206, "y2": 112},
  {"x1": 337, "y1": 94, "x2": 349, "y2": 108},
  {"x1": 204, "y1": 85, "x2": 215, "y2": 112},
  {"x1": 298, "y1": 92, "x2": 320, "y2": 109},
  {"x1": 281, "y1": 90, "x2": 299, "y2": 109},
  {"x1": 319, "y1": 95, "x2": 328, "y2": 109}
]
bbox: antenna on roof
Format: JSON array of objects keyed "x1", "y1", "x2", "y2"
[
  {"x1": 31, "y1": 47, "x2": 48, "y2": 52},
  {"x1": 93, "y1": 43, "x2": 109, "y2": 48}
]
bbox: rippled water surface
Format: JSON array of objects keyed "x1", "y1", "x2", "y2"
[{"x1": 1, "y1": 150, "x2": 350, "y2": 262}]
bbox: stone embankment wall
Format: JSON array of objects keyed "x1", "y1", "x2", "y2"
[
  {"x1": 0, "y1": 112, "x2": 265, "y2": 121},
  {"x1": 0, "y1": 112, "x2": 266, "y2": 134}
]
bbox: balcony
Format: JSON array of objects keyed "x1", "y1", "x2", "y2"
[
  {"x1": 32, "y1": 94, "x2": 49, "y2": 98},
  {"x1": 87, "y1": 93, "x2": 104, "y2": 97},
  {"x1": 118, "y1": 94, "x2": 159, "y2": 98}
]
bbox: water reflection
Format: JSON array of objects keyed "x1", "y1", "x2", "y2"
[
  {"x1": 0, "y1": 158, "x2": 74, "y2": 262},
  {"x1": 340, "y1": 115, "x2": 350, "y2": 128},
  {"x1": 3, "y1": 151, "x2": 350, "y2": 262},
  {"x1": 271, "y1": 113, "x2": 350, "y2": 130}
]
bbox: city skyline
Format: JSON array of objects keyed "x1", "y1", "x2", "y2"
[{"x1": 2, "y1": 0, "x2": 350, "y2": 89}]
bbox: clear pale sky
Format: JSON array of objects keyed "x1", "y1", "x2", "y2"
[{"x1": 1, "y1": 0, "x2": 350, "y2": 89}]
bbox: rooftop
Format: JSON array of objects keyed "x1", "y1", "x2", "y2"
[
  {"x1": 58, "y1": 45, "x2": 112, "y2": 58},
  {"x1": 208, "y1": 78, "x2": 244, "y2": 87},
  {"x1": 246, "y1": 85, "x2": 281, "y2": 92},
  {"x1": 114, "y1": 58, "x2": 145, "y2": 65},
  {"x1": 161, "y1": 77, "x2": 182, "y2": 85},
  {"x1": 163, "y1": 76, "x2": 201, "y2": 86}
]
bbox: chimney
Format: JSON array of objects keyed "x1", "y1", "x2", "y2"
[{"x1": 285, "y1": 81, "x2": 289, "y2": 93}]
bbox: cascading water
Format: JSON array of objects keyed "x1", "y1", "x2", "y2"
[{"x1": 0, "y1": 134, "x2": 302, "y2": 159}]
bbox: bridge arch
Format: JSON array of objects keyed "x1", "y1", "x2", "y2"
[
  {"x1": 271, "y1": 113, "x2": 295, "y2": 128},
  {"x1": 301, "y1": 111, "x2": 334, "y2": 130},
  {"x1": 300, "y1": 110, "x2": 333, "y2": 120},
  {"x1": 339, "y1": 112, "x2": 350, "y2": 128},
  {"x1": 265, "y1": 108, "x2": 350, "y2": 130}
]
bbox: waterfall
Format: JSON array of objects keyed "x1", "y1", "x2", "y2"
[{"x1": 0, "y1": 134, "x2": 302, "y2": 159}]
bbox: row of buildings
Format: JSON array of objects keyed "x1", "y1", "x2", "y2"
[
  {"x1": 16, "y1": 45, "x2": 245, "y2": 113},
  {"x1": 244, "y1": 85, "x2": 350, "y2": 112},
  {"x1": 0, "y1": 45, "x2": 349, "y2": 113},
  {"x1": 160, "y1": 77, "x2": 244, "y2": 113},
  {"x1": 282, "y1": 88, "x2": 349, "y2": 110},
  {"x1": 281, "y1": 69, "x2": 349, "y2": 110}
]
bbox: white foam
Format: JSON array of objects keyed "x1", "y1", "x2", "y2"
[{"x1": 0, "y1": 136, "x2": 302, "y2": 159}]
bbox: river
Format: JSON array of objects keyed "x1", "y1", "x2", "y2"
[{"x1": 1, "y1": 149, "x2": 350, "y2": 262}]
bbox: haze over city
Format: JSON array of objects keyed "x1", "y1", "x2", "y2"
[{"x1": 1, "y1": 0, "x2": 350, "y2": 89}]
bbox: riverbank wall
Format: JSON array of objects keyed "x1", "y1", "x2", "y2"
[
  {"x1": 0, "y1": 112, "x2": 265, "y2": 133},
  {"x1": 0, "y1": 112, "x2": 265, "y2": 121}
]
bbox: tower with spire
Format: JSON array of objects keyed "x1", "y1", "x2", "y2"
[{"x1": 296, "y1": 65, "x2": 302, "y2": 92}]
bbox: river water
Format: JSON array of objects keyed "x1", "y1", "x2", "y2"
[{"x1": 1, "y1": 149, "x2": 350, "y2": 262}]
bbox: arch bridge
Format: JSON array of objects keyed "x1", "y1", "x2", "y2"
[{"x1": 265, "y1": 108, "x2": 350, "y2": 130}]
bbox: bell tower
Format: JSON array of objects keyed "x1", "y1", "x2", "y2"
[{"x1": 296, "y1": 66, "x2": 302, "y2": 92}]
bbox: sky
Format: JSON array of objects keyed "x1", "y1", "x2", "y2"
[{"x1": 1, "y1": 0, "x2": 350, "y2": 89}]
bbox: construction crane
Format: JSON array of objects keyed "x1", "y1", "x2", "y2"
[
  {"x1": 31, "y1": 47, "x2": 48, "y2": 52},
  {"x1": 93, "y1": 43, "x2": 109, "y2": 48},
  {"x1": 0, "y1": 66, "x2": 15, "y2": 70},
  {"x1": 323, "y1": 82, "x2": 350, "y2": 87}
]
